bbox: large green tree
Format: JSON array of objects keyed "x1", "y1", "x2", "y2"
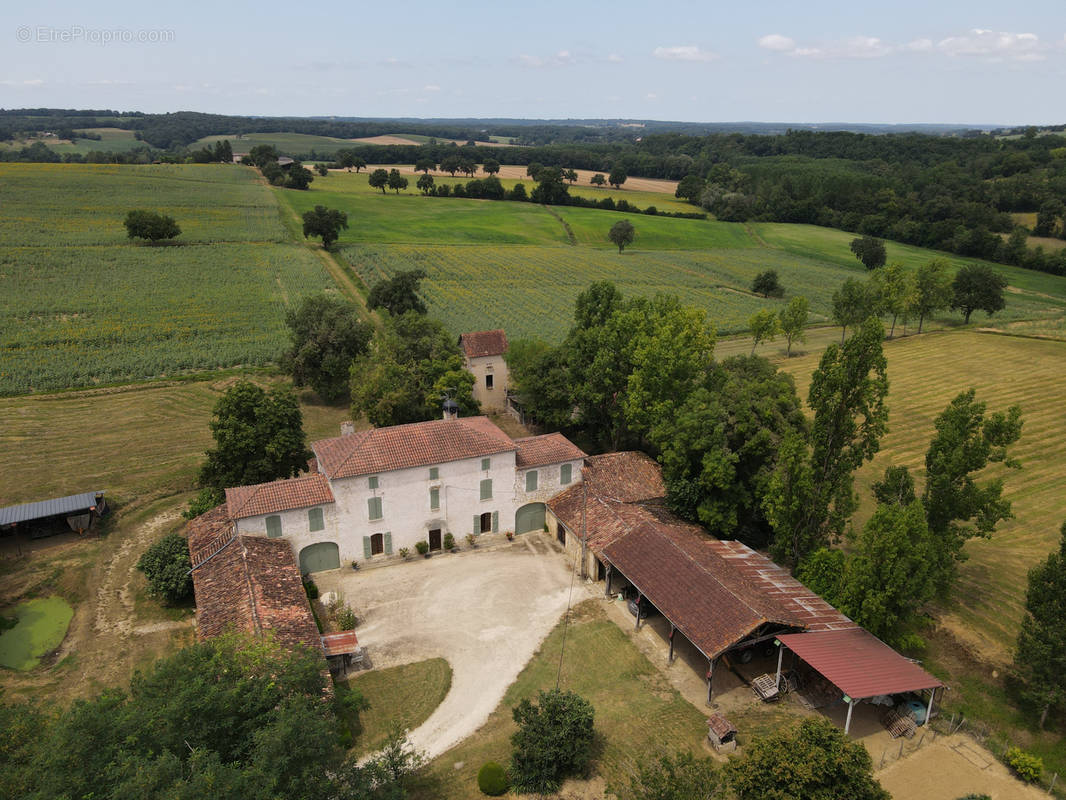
[
  {"x1": 136, "y1": 532, "x2": 193, "y2": 605},
  {"x1": 779, "y1": 295, "x2": 809, "y2": 356},
  {"x1": 651, "y1": 356, "x2": 806, "y2": 549},
  {"x1": 870, "y1": 262, "x2": 915, "y2": 338},
  {"x1": 368, "y1": 167, "x2": 389, "y2": 193},
  {"x1": 911, "y1": 258, "x2": 954, "y2": 333},
  {"x1": 350, "y1": 312, "x2": 478, "y2": 427},
  {"x1": 509, "y1": 689, "x2": 595, "y2": 795},
  {"x1": 197, "y1": 381, "x2": 310, "y2": 491},
  {"x1": 620, "y1": 751, "x2": 723, "y2": 800},
  {"x1": 283, "y1": 293, "x2": 373, "y2": 401},
  {"x1": 748, "y1": 308, "x2": 780, "y2": 355},
  {"x1": 367, "y1": 269, "x2": 428, "y2": 316},
  {"x1": 124, "y1": 210, "x2": 181, "y2": 243},
  {"x1": 849, "y1": 235, "x2": 887, "y2": 270},
  {"x1": 608, "y1": 219, "x2": 636, "y2": 253},
  {"x1": 951, "y1": 264, "x2": 1007, "y2": 323},
  {"x1": 725, "y1": 717, "x2": 889, "y2": 800},
  {"x1": 0, "y1": 633, "x2": 418, "y2": 800},
  {"x1": 922, "y1": 389, "x2": 1022, "y2": 594},
  {"x1": 831, "y1": 278, "x2": 875, "y2": 342},
  {"x1": 301, "y1": 205, "x2": 348, "y2": 249},
  {"x1": 1013, "y1": 522, "x2": 1066, "y2": 728},
  {"x1": 765, "y1": 317, "x2": 888, "y2": 567}
]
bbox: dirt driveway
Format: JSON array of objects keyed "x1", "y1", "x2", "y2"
[{"x1": 314, "y1": 534, "x2": 593, "y2": 760}]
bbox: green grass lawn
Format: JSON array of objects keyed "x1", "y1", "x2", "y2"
[
  {"x1": 0, "y1": 128, "x2": 145, "y2": 156},
  {"x1": 338, "y1": 658, "x2": 452, "y2": 757},
  {"x1": 409, "y1": 601, "x2": 709, "y2": 800}
]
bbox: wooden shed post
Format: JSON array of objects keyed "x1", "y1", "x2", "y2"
[
  {"x1": 774, "y1": 641, "x2": 784, "y2": 689},
  {"x1": 604, "y1": 564, "x2": 612, "y2": 597},
  {"x1": 925, "y1": 687, "x2": 935, "y2": 727},
  {"x1": 634, "y1": 597, "x2": 641, "y2": 630},
  {"x1": 844, "y1": 697, "x2": 856, "y2": 735},
  {"x1": 668, "y1": 625, "x2": 676, "y2": 663},
  {"x1": 706, "y1": 657, "x2": 717, "y2": 706}
]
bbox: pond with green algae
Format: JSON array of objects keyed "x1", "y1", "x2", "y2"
[{"x1": 0, "y1": 596, "x2": 74, "y2": 670}]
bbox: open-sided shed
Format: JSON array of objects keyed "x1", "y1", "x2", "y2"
[
  {"x1": 0, "y1": 491, "x2": 106, "y2": 537},
  {"x1": 776, "y1": 629, "x2": 944, "y2": 734}
]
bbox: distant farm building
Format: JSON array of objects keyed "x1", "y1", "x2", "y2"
[
  {"x1": 459, "y1": 329, "x2": 509, "y2": 411},
  {"x1": 0, "y1": 491, "x2": 107, "y2": 542}
]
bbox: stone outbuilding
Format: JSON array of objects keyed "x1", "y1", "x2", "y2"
[{"x1": 459, "y1": 329, "x2": 509, "y2": 411}]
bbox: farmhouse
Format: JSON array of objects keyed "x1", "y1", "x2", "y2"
[
  {"x1": 458, "y1": 329, "x2": 509, "y2": 411},
  {"x1": 224, "y1": 407, "x2": 585, "y2": 574}
]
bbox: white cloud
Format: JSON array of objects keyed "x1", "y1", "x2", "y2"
[
  {"x1": 906, "y1": 38, "x2": 934, "y2": 52},
  {"x1": 607, "y1": 53, "x2": 624, "y2": 63},
  {"x1": 653, "y1": 45, "x2": 718, "y2": 62},
  {"x1": 937, "y1": 29, "x2": 1044, "y2": 61},
  {"x1": 645, "y1": 92, "x2": 658, "y2": 100},
  {"x1": 0, "y1": 78, "x2": 46, "y2": 86},
  {"x1": 758, "y1": 34, "x2": 795, "y2": 52},
  {"x1": 839, "y1": 36, "x2": 893, "y2": 58},
  {"x1": 515, "y1": 50, "x2": 579, "y2": 68},
  {"x1": 423, "y1": 84, "x2": 441, "y2": 92}
]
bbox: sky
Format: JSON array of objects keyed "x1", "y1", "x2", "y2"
[{"x1": 2, "y1": 0, "x2": 1065, "y2": 125}]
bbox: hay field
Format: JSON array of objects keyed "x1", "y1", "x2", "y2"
[
  {"x1": 366, "y1": 162, "x2": 678, "y2": 193},
  {"x1": 779, "y1": 330, "x2": 1066, "y2": 660},
  {"x1": 0, "y1": 163, "x2": 334, "y2": 394}
]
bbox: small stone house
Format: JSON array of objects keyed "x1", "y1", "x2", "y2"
[
  {"x1": 224, "y1": 410, "x2": 585, "y2": 574},
  {"x1": 459, "y1": 329, "x2": 509, "y2": 411}
]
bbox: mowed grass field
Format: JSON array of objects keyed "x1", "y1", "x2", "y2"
[
  {"x1": 410, "y1": 601, "x2": 709, "y2": 800},
  {"x1": 777, "y1": 330, "x2": 1066, "y2": 660},
  {"x1": 0, "y1": 128, "x2": 146, "y2": 156},
  {"x1": 0, "y1": 163, "x2": 336, "y2": 394},
  {"x1": 277, "y1": 170, "x2": 1066, "y2": 343}
]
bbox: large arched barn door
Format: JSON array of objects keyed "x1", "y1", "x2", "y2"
[
  {"x1": 515, "y1": 503, "x2": 546, "y2": 534},
  {"x1": 299, "y1": 541, "x2": 340, "y2": 574}
]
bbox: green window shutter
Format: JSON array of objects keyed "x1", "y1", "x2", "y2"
[
  {"x1": 561, "y1": 463, "x2": 572, "y2": 485},
  {"x1": 492, "y1": 511, "x2": 499, "y2": 533},
  {"x1": 363, "y1": 536, "x2": 372, "y2": 559},
  {"x1": 430, "y1": 487, "x2": 440, "y2": 510},
  {"x1": 368, "y1": 476, "x2": 379, "y2": 489},
  {"x1": 481, "y1": 458, "x2": 490, "y2": 470},
  {"x1": 266, "y1": 515, "x2": 282, "y2": 538},
  {"x1": 429, "y1": 467, "x2": 439, "y2": 480},
  {"x1": 526, "y1": 471, "x2": 538, "y2": 491},
  {"x1": 480, "y1": 478, "x2": 492, "y2": 500},
  {"x1": 308, "y1": 507, "x2": 324, "y2": 532},
  {"x1": 473, "y1": 515, "x2": 480, "y2": 535},
  {"x1": 384, "y1": 532, "x2": 393, "y2": 555},
  {"x1": 368, "y1": 497, "x2": 382, "y2": 520}
]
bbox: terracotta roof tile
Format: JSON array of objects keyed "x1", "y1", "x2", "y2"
[
  {"x1": 514, "y1": 433, "x2": 587, "y2": 468},
  {"x1": 459, "y1": 329, "x2": 508, "y2": 358},
  {"x1": 225, "y1": 474, "x2": 334, "y2": 520},
  {"x1": 313, "y1": 416, "x2": 515, "y2": 479},
  {"x1": 584, "y1": 451, "x2": 667, "y2": 503},
  {"x1": 186, "y1": 503, "x2": 234, "y2": 560},
  {"x1": 191, "y1": 534, "x2": 322, "y2": 655}
]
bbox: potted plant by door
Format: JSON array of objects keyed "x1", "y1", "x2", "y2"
[
  {"x1": 415, "y1": 540, "x2": 430, "y2": 558},
  {"x1": 443, "y1": 533, "x2": 456, "y2": 552}
]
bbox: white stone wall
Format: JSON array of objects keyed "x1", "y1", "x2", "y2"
[
  {"x1": 465, "y1": 354, "x2": 509, "y2": 411},
  {"x1": 513, "y1": 460, "x2": 583, "y2": 524},
  {"x1": 234, "y1": 503, "x2": 347, "y2": 564}
]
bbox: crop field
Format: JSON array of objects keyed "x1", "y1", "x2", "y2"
[
  {"x1": 0, "y1": 128, "x2": 144, "y2": 155},
  {"x1": 270, "y1": 171, "x2": 1066, "y2": 344},
  {"x1": 779, "y1": 330, "x2": 1066, "y2": 660},
  {"x1": 0, "y1": 163, "x2": 334, "y2": 394}
]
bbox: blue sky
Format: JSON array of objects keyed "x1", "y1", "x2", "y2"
[{"x1": 3, "y1": 0, "x2": 1064, "y2": 124}]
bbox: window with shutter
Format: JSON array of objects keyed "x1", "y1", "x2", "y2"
[
  {"x1": 308, "y1": 507, "x2": 324, "y2": 532},
  {"x1": 368, "y1": 476, "x2": 379, "y2": 490},
  {"x1": 560, "y1": 463, "x2": 572, "y2": 485},
  {"x1": 429, "y1": 467, "x2": 439, "y2": 480},
  {"x1": 481, "y1": 458, "x2": 490, "y2": 470},
  {"x1": 384, "y1": 531, "x2": 393, "y2": 555},
  {"x1": 266, "y1": 515, "x2": 282, "y2": 538},
  {"x1": 492, "y1": 510, "x2": 499, "y2": 532},
  {"x1": 368, "y1": 496, "x2": 383, "y2": 520},
  {"x1": 430, "y1": 486, "x2": 440, "y2": 510},
  {"x1": 480, "y1": 478, "x2": 492, "y2": 500},
  {"x1": 525, "y1": 471, "x2": 538, "y2": 491},
  {"x1": 363, "y1": 536, "x2": 372, "y2": 559},
  {"x1": 473, "y1": 515, "x2": 480, "y2": 535}
]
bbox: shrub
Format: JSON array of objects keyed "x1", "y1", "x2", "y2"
[
  {"x1": 136, "y1": 533, "x2": 193, "y2": 605},
  {"x1": 415, "y1": 540, "x2": 429, "y2": 556},
  {"x1": 752, "y1": 269, "x2": 785, "y2": 298},
  {"x1": 183, "y1": 486, "x2": 223, "y2": 519},
  {"x1": 398, "y1": 546, "x2": 411, "y2": 559},
  {"x1": 124, "y1": 209, "x2": 181, "y2": 243},
  {"x1": 1004, "y1": 747, "x2": 1042, "y2": 783},
  {"x1": 443, "y1": 533, "x2": 456, "y2": 550},
  {"x1": 477, "y1": 761, "x2": 509, "y2": 796},
  {"x1": 303, "y1": 578, "x2": 319, "y2": 599},
  {"x1": 510, "y1": 688, "x2": 595, "y2": 794},
  {"x1": 336, "y1": 605, "x2": 357, "y2": 631},
  {"x1": 465, "y1": 533, "x2": 477, "y2": 548}
]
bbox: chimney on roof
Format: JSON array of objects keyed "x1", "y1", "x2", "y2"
[
  {"x1": 442, "y1": 398, "x2": 459, "y2": 421},
  {"x1": 340, "y1": 420, "x2": 355, "y2": 436}
]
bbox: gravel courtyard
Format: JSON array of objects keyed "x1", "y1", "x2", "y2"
[{"x1": 314, "y1": 533, "x2": 594, "y2": 760}]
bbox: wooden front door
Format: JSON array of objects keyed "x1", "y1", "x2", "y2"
[{"x1": 428, "y1": 528, "x2": 442, "y2": 551}]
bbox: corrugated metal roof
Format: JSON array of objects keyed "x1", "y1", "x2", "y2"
[
  {"x1": 0, "y1": 492, "x2": 102, "y2": 526},
  {"x1": 321, "y1": 631, "x2": 360, "y2": 657},
  {"x1": 777, "y1": 629, "x2": 944, "y2": 699}
]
